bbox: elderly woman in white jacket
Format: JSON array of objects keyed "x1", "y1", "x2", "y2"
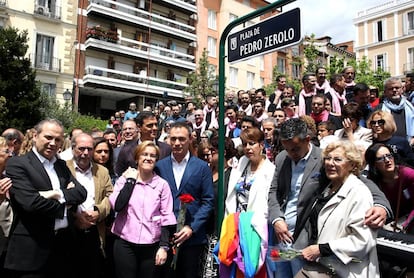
[{"x1": 295, "y1": 141, "x2": 379, "y2": 278}]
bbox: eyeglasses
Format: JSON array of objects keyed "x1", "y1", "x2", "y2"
[
  {"x1": 370, "y1": 119, "x2": 385, "y2": 126},
  {"x1": 375, "y1": 153, "x2": 394, "y2": 162},
  {"x1": 203, "y1": 153, "x2": 212, "y2": 158},
  {"x1": 323, "y1": 156, "x2": 349, "y2": 164},
  {"x1": 0, "y1": 149, "x2": 12, "y2": 155},
  {"x1": 77, "y1": 147, "x2": 93, "y2": 152}
]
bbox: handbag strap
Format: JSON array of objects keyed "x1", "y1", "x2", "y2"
[{"x1": 394, "y1": 174, "x2": 403, "y2": 232}]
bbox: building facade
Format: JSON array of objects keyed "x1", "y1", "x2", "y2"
[
  {"x1": 76, "y1": 0, "x2": 197, "y2": 117},
  {"x1": 1, "y1": 0, "x2": 78, "y2": 103},
  {"x1": 354, "y1": 0, "x2": 414, "y2": 77}
]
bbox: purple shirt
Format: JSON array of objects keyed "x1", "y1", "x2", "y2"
[{"x1": 109, "y1": 175, "x2": 177, "y2": 244}]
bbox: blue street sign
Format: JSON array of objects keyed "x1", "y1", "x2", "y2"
[{"x1": 228, "y1": 8, "x2": 301, "y2": 63}]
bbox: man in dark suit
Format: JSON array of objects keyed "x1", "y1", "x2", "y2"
[
  {"x1": 268, "y1": 118, "x2": 392, "y2": 277},
  {"x1": 4, "y1": 119, "x2": 87, "y2": 278},
  {"x1": 115, "y1": 112, "x2": 171, "y2": 176},
  {"x1": 155, "y1": 122, "x2": 214, "y2": 278}
]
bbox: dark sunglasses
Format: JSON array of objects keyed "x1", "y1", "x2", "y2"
[
  {"x1": 376, "y1": 153, "x2": 393, "y2": 162},
  {"x1": 370, "y1": 119, "x2": 385, "y2": 126}
]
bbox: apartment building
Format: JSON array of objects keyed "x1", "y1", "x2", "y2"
[
  {"x1": 354, "y1": 0, "x2": 414, "y2": 77},
  {"x1": 0, "y1": 0, "x2": 78, "y2": 103},
  {"x1": 197, "y1": 0, "x2": 299, "y2": 91},
  {"x1": 76, "y1": 0, "x2": 197, "y2": 116}
]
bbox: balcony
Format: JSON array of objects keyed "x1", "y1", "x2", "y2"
[
  {"x1": 34, "y1": 4, "x2": 61, "y2": 20},
  {"x1": 88, "y1": 0, "x2": 196, "y2": 42},
  {"x1": 0, "y1": 0, "x2": 7, "y2": 7},
  {"x1": 85, "y1": 35, "x2": 195, "y2": 71},
  {"x1": 83, "y1": 66, "x2": 187, "y2": 99},
  {"x1": 159, "y1": 0, "x2": 197, "y2": 13},
  {"x1": 404, "y1": 62, "x2": 414, "y2": 74},
  {"x1": 30, "y1": 53, "x2": 61, "y2": 72},
  {"x1": 356, "y1": 0, "x2": 413, "y2": 18}
]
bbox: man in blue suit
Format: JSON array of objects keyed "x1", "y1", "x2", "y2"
[{"x1": 155, "y1": 122, "x2": 214, "y2": 278}]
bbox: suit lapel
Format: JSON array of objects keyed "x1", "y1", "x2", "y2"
[{"x1": 28, "y1": 151, "x2": 53, "y2": 189}]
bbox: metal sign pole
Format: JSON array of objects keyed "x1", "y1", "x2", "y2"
[{"x1": 217, "y1": 0, "x2": 297, "y2": 234}]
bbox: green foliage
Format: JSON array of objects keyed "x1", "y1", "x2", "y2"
[
  {"x1": 183, "y1": 48, "x2": 217, "y2": 107},
  {"x1": 303, "y1": 34, "x2": 320, "y2": 73},
  {"x1": 264, "y1": 69, "x2": 302, "y2": 96},
  {"x1": 72, "y1": 115, "x2": 107, "y2": 133},
  {"x1": 0, "y1": 27, "x2": 42, "y2": 131},
  {"x1": 327, "y1": 56, "x2": 345, "y2": 75},
  {"x1": 352, "y1": 56, "x2": 390, "y2": 92},
  {"x1": 39, "y1": 90, "x2": 106, "y2": 133}
]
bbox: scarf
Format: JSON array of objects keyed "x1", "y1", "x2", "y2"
[
  {"x1": 192, "y1": 121, "x2": 206, "y2": 136},
  {"x1": 298, "y1": 89, "x2": 316, "y2": 116},
  {"x1": 311, "y1": 110, "x2": 329, "y2": 124},
  {"x1": 382, "y1": 97, "x2": 414, "y2": 138},
  {"x1": 315, "y1": 80, "x2": 330, "y2": 93},
  {"x1": 226, "y1": 121, "x2": 237, "y2": 137},
  {"x1": 327, "y1": 87, "x2": 346, "y2": 115}
]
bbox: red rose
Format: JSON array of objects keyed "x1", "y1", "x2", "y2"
[
  {"x1": 270, "y1": 249, "x2": 280, "y2": 258},
  {"x1": 179, "y1": 194, "x2": 195, "y2": 204}
]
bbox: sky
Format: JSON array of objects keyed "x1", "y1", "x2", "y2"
[{"x1": 274, "y1": 0, "x2": 382, "y2": 44}]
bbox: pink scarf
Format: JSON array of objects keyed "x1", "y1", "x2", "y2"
[
  {"x1": 298, "y1": 89, "x2": 316, "y2": 116},
  {"x1": 315, "y1": 80, "x2": 330, "y2": 93},
  {"x1": 311, "y1": 110, "x2": 329, "y2": 123},
  {"x1": 327, "y1": 87, "x2": 347, "y2": 116}
]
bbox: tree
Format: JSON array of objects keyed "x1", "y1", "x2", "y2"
[
  {"x1": 0, "y1": 27, "x2": 42, "y2": 131},
  {"x1": 349, "y1": 56, "x2": 390, "y2": 92},
  {"x1": 183, "y1": 48, "x2": 217, "y2": 107},
  {"x1": 303, "y1": 34, "x2": 320, "y2": 73}
]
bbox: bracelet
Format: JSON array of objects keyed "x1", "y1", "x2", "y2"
[{"x1": 160, "y1": 246, "x2": 169, "y2": 251}]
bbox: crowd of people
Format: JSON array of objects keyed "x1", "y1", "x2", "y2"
[{"x1": 0, "y1": 68, "x2": 414, "y2": 278}]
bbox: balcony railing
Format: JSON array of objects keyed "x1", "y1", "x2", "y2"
[
  {"x1": 84, "y1": 66, "x2": 187, "y2": 98},
  {"x1": 160, "y1": 0, "x2": 197, "y2": 13},
  {"x1": 34, "y1": 4, "x2": 62, "y2": 20},
  {"x1": 88, "y1": 0, "x2": 196, "y2": 40},
  {"x1": 356, "y1": 0, "x2": 412, "y2": 17},
  {"x1": 85, "y1": 36, "x2": 196, "y2": 70},
  {"x1": 30, "y1": 53, "x2": 61, "y2": 72},
  {"x1": 0, "y1": 0, "x2": 7, "y2": 7},
  {"x1": 404, "y1": 62, "x2": 414, "y2": 73}
]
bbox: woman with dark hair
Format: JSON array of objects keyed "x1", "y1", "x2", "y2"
[
  {"x1": 93, "y1": 137, "x2": 116, "y2": 183},
  {"x1": 365, "y1": 143, "x2": 414, "y2": 222},
  {"x1": 333, "y1": 102, "x2": 372, "y2": 150}
]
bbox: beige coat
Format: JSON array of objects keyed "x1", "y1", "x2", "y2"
[{"x1": 317, "y1": 174, "x2": 379, "y2": 278}]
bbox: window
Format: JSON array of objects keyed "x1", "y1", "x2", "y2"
[
  {"x1": 292, "y1": 63, "x2": 301, "y2": 79},
  {"x1": 207, "y1": 36, "x2": 217, "y2": 57},
  {"x1": 35, "y1": 34, "x2": 54, "y2": 70},
  {"x1": 260, "y1": 77, "x2": 264, "y2": 88},
  {"x1": 259, "y1": 55, "x2": 264, "y2": 71},
  {"x1": 375, "y1": 53, "x2": 387, "y2": 71},
  {"x1": 40, "y1": 83, "x2": 56, "y2": 97},
  {"x1": 375, "y1": 20, "x2": 383, "y2": 42},
  {"x1": 277, "y1": 57, "x2": 286, "y2": 73},
  {"x1": 408, "y1": 48, "x2": 414, "y2": 71},
  {"x1": 208, "y1": 10, "x2": 217, "y2": 30},
  {"x1": 408, "y1": 11, "x2": 414, "y2": 31},
  {"x1": 247, "y1": 57, "x2": 255, "y2": 66},
  {"x1": 247, "y1": 72, "x2": 255, "y2": 89},
  {"x1": 229, "y1": 67, "x2": 238, "y2": 87},
  {"x1": 208, "y1": 65, "x2": 216, "y2": 78}
]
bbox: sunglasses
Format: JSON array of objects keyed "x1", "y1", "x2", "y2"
[{"x1": 370, "y1": 119, "x2": 385, "y2": 126}]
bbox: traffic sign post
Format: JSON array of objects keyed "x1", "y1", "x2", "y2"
[
  {"x1": 217, "y1": 0, "x2": 299, "y2": 234},
  {"x1": 228, "y1": 8, "x2": 301, "y2": 63}
]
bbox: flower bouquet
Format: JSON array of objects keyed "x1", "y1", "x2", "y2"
[
  {"x1": 268, "y1": 244, "x2": 302, "y2": 262},
  {"x1": 171, "y1": 193, "x2": 195, "y2": 270}
]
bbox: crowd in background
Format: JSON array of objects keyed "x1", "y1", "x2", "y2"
[{"x1": 0, "y1": 68, "x2": 414, "y2": 278}]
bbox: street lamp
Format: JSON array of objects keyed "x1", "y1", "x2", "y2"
[
  {"x1": 212, "y1": 79, "x2": 219, "y2": 96},
  {"x1": 63, "y1": 89, "x2": 72, "y2": 102}
]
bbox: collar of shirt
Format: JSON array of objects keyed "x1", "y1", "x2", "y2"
[
  {"x1": 74, "y1": 161, "x2": 92, "y2": 174},
  {"x1": 171, "y1": 151, "x2": 190, "y2": 165},
  {"x1": 292, "y1": 143, "x2": 313, "y2": 167},
  {"x1": 32, "y1": 147, "x2": 57, "y2": 167},
  {"x1": 138, "y1": 139, "x2": 157, "y2": 145},
  {"x1": 137, "y1": 174, "x2": 158, "y2": 189}
]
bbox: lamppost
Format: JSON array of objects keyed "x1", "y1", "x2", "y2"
[{"x1": 63, "y1": 89, "x2": 72, "y2": 108}]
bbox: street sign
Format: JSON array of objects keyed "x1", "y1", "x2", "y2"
[{"x1": 227, "y1": 8, "x2": 301, "y2": 63}]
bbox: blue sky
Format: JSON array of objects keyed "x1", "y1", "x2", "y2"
[{"x1": 271, "y1": 0, "x2": 381, "y2": 43}]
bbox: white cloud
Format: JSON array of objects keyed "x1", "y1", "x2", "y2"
[{"x1": 276, "y1": 0, "x2": 380, "y2": 43}]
